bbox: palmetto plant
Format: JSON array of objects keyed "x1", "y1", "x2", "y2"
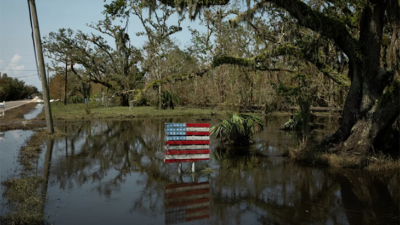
[
  {"x1": 211, "y1": 113, "x2": 264, "y2": 146},
  {"x1": 161, "y1": 91, "x2": 180, "y2": 109}
]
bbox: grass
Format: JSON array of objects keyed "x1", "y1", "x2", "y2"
[
  {"x1": 289, "y1": 147, "x2": 400, "y2": 171},
  {"x1": 1, "y1": 176, "x2": 46, "y2": 225},
  {"x1": 19, "y1": 130, "x2": 67, "y2": 170},
  {"x1": 1, "y1": 129, "x2": 67, "y2": 224},
  {"x1": 36, "y1": 102, "x2": 227, "y2": 120}
]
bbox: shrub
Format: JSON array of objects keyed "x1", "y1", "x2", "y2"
[{"x1": 211, "y1": 113, "x2": 263, "y2": 146}]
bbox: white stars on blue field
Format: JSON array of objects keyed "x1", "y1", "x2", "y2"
[
  {"x1": 165, "y1": 136, "x2": 187, "y2": 141},
  {"x1": 165, "y1": 131, "x2": 186, "y2": 136},
  {"x1": 165, "y1": 128, "x2": 187, "y2": 132},
  {"x1": 165, "y1": 123, "x2": 186, "y2": 128}
]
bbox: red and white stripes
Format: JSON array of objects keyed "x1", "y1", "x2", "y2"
[
  {"x1": 164, "y1": 123, "x2": 210, "y2": 163},
  {"x1": 165, "y1": 182, "x2": 210, "y2": 224}
]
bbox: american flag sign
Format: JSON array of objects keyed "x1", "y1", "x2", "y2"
[
  {"x1": 164, "y1": 182, "x2": 210, "y2": 224},
  {"x1": 164, "y1": 123, "x2": 210, "y2": 163}
]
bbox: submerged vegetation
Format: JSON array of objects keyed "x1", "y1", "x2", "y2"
[
  {"x1": 1, "y1": 176, "x2": 46, "y2": 225},
  {"x1": 1, "y1": 130, "x2": 67, "y2": 224},
  {"x1": 211, "y1": 113, "x2": 263, "y2": 146}
]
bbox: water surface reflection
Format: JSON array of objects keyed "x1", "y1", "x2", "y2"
[{"x1": 33, "y1": 117, "x2": 399, "y2": 224}]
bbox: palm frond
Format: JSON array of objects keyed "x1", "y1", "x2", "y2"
[{"x1": 211, "y1": 113, "x2": 264, "y2": 146}]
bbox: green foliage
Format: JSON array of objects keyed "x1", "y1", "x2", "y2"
[
  {"x1": 211, "y1": 113, "x2": 263, "y2": 146},
  {"x1": 135, "y1": 97, "x2": 150, "y2": 107},
  {"x1": 161, "y1": 91, "x2": 180, "y2": 109},
  {"x1": 281, "y1": 111, "x2": 314, "y2": 131},
  {"x1": 0, "y1": 73, "x2": 38, "y2": 101},
  {"x1": 82, "y1": 99, "x2": 98, "y2": 115},
  {"x1": 44, "y1": 20, "x2": 146, "y2": 107},
  {"x1": 272, "y1": 73, "x2": 315, "y2": 134}
]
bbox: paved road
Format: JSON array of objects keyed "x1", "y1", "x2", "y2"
[{"x1": 1, "y1": 100, "x2": 33, "y2": 111}]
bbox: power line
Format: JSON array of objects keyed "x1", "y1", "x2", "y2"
[
  {"x1": 0, "y1": 54, "x2": 35, "y2": 56},
  {"x1": 13, "y1": 74, "x2": 39, "y2": 78},
  {"x1": 0, "y1": 62, "x2": 43, "y2": 64},
  {"x1": 0, "y1": 69, "x2": 39, "y2": 71}
]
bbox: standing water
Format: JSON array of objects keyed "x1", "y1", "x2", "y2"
[
  {"x1": 0, "y1": 130, "x2": 36, "y2": 216},
  {"x1": 0, "y1": 103, "x2": 44, "y2": 217},
  {"x1": 1, "y1": 116, "x2": 399, "y2": 225},
  {"x1": 23, "y1": 103, "x2": 44, "y2": 120}
]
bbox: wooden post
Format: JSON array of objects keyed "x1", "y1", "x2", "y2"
[
  {"x1": 178, "y1": 163, "x2": 182, "y2": 174},
  {"x1": 28, "y1": 0, "x2": 54, "y2": 133},
  {"x1": 0, "y1": 101, "x2": 5, "y2": 118}
]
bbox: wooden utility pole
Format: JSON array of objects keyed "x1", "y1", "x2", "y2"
[{"x1": 28, "y1": 0, "x2": 54, "y2": 133}]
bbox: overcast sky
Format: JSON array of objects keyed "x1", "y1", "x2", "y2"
[{"x1": 0, "y1": 1, "x2": 205, "y2": 91}]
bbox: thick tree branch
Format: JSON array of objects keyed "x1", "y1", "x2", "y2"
[
  {"x1": 228, "y1": 0, "x2": 358, "y2": 62},
  {"x1": 212, "y1": 44, "x2": 350, "y2": 88},
  {"x1": 212, "y1": 44, "x2": 298, "y2": 67},
  {"x1": 128, "y1": 66, "x2": 211, "y2": 103}
]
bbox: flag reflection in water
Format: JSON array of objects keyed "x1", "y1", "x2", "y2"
[{"x1": 164, "y1": 182, "x2": 210, "y2": 224}]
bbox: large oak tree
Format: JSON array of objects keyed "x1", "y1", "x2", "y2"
[{"x1": 106, "y1": 0, "x2": 399, "y2": 154}]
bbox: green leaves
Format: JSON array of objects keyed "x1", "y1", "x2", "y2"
[
  {"x1": 161, "y1": 90, "x2": 180, "y2": 109},
  {"x1": 211, "y1": 113, "x2": 263, "y2": 146}
]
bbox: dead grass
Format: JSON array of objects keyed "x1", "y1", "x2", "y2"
[
  {"x1": 1, "y1": 176, "x2": 46, "y2": 225},
  {"x1": 289, "y1": 147, "x2": 400, "y2": 171},
  {"x1": 0, "y1": 121, "x2": 47, "y2": 132},
  {"x1": 19, "y1": 130, "x2": 67, "y2": 170}
]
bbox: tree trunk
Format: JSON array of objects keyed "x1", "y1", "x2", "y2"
[
  {"x1": 64, "y1": 58, "x2": 67, "y2": 105},
  {"x1": 156, "y1": 59, "x2": 162, "y2": 109},
  {"x1": 321, "y1": 1, "x2": 400, "y2": 155},
  {"x1": 120, "y1": 93, "x2": 130, "y2": 107}
]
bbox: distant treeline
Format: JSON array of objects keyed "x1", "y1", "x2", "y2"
[{"x1": 0, "y1": 73, "x2": 38, "y2": 101}]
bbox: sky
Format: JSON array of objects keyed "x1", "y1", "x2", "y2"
[{"x1": 0, "y1": 0, "x2": 206, "y2": 91}]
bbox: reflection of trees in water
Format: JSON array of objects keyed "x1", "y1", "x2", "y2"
[
  {"x1": 333, "y1": 171, "x2": 399, "y2": 225},
  {"x1": 49, "y1": 120, "x2": 173, "y2": 198},
  {"x1": 44, "y1": 119, "x2": 399, "y2": 224},
  {"x1": 211, "y1": 145, "x2": 270, "y2": 172},
  {"x1": 210, "y1": 146, "x2": 399, "y2": 225}
]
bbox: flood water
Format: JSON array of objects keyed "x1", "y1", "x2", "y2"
[
  {"x1": 0, "y1": 130, "x2": 35, "y2": 215},
  {"x1": 1, "y1": 116, "x2": 399, "y2": 225},
  {"x1": 23, "y1": 103, "x2": 44, "y2": 120}
]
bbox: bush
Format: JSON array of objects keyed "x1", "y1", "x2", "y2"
[
  {"x1": 82, "y1": 99, "x2": 97, "y2": 114},
  {"x1": 211, "y1": 113, "x2": 263, "y2": 146}
]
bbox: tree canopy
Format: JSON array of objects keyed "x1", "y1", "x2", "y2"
[
  {"x1": 0, "y1": 73, "x2": 38, "y2": 101},
  {"x1": 104, "y1": 0, "x2": 399, "y2": 154}
]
